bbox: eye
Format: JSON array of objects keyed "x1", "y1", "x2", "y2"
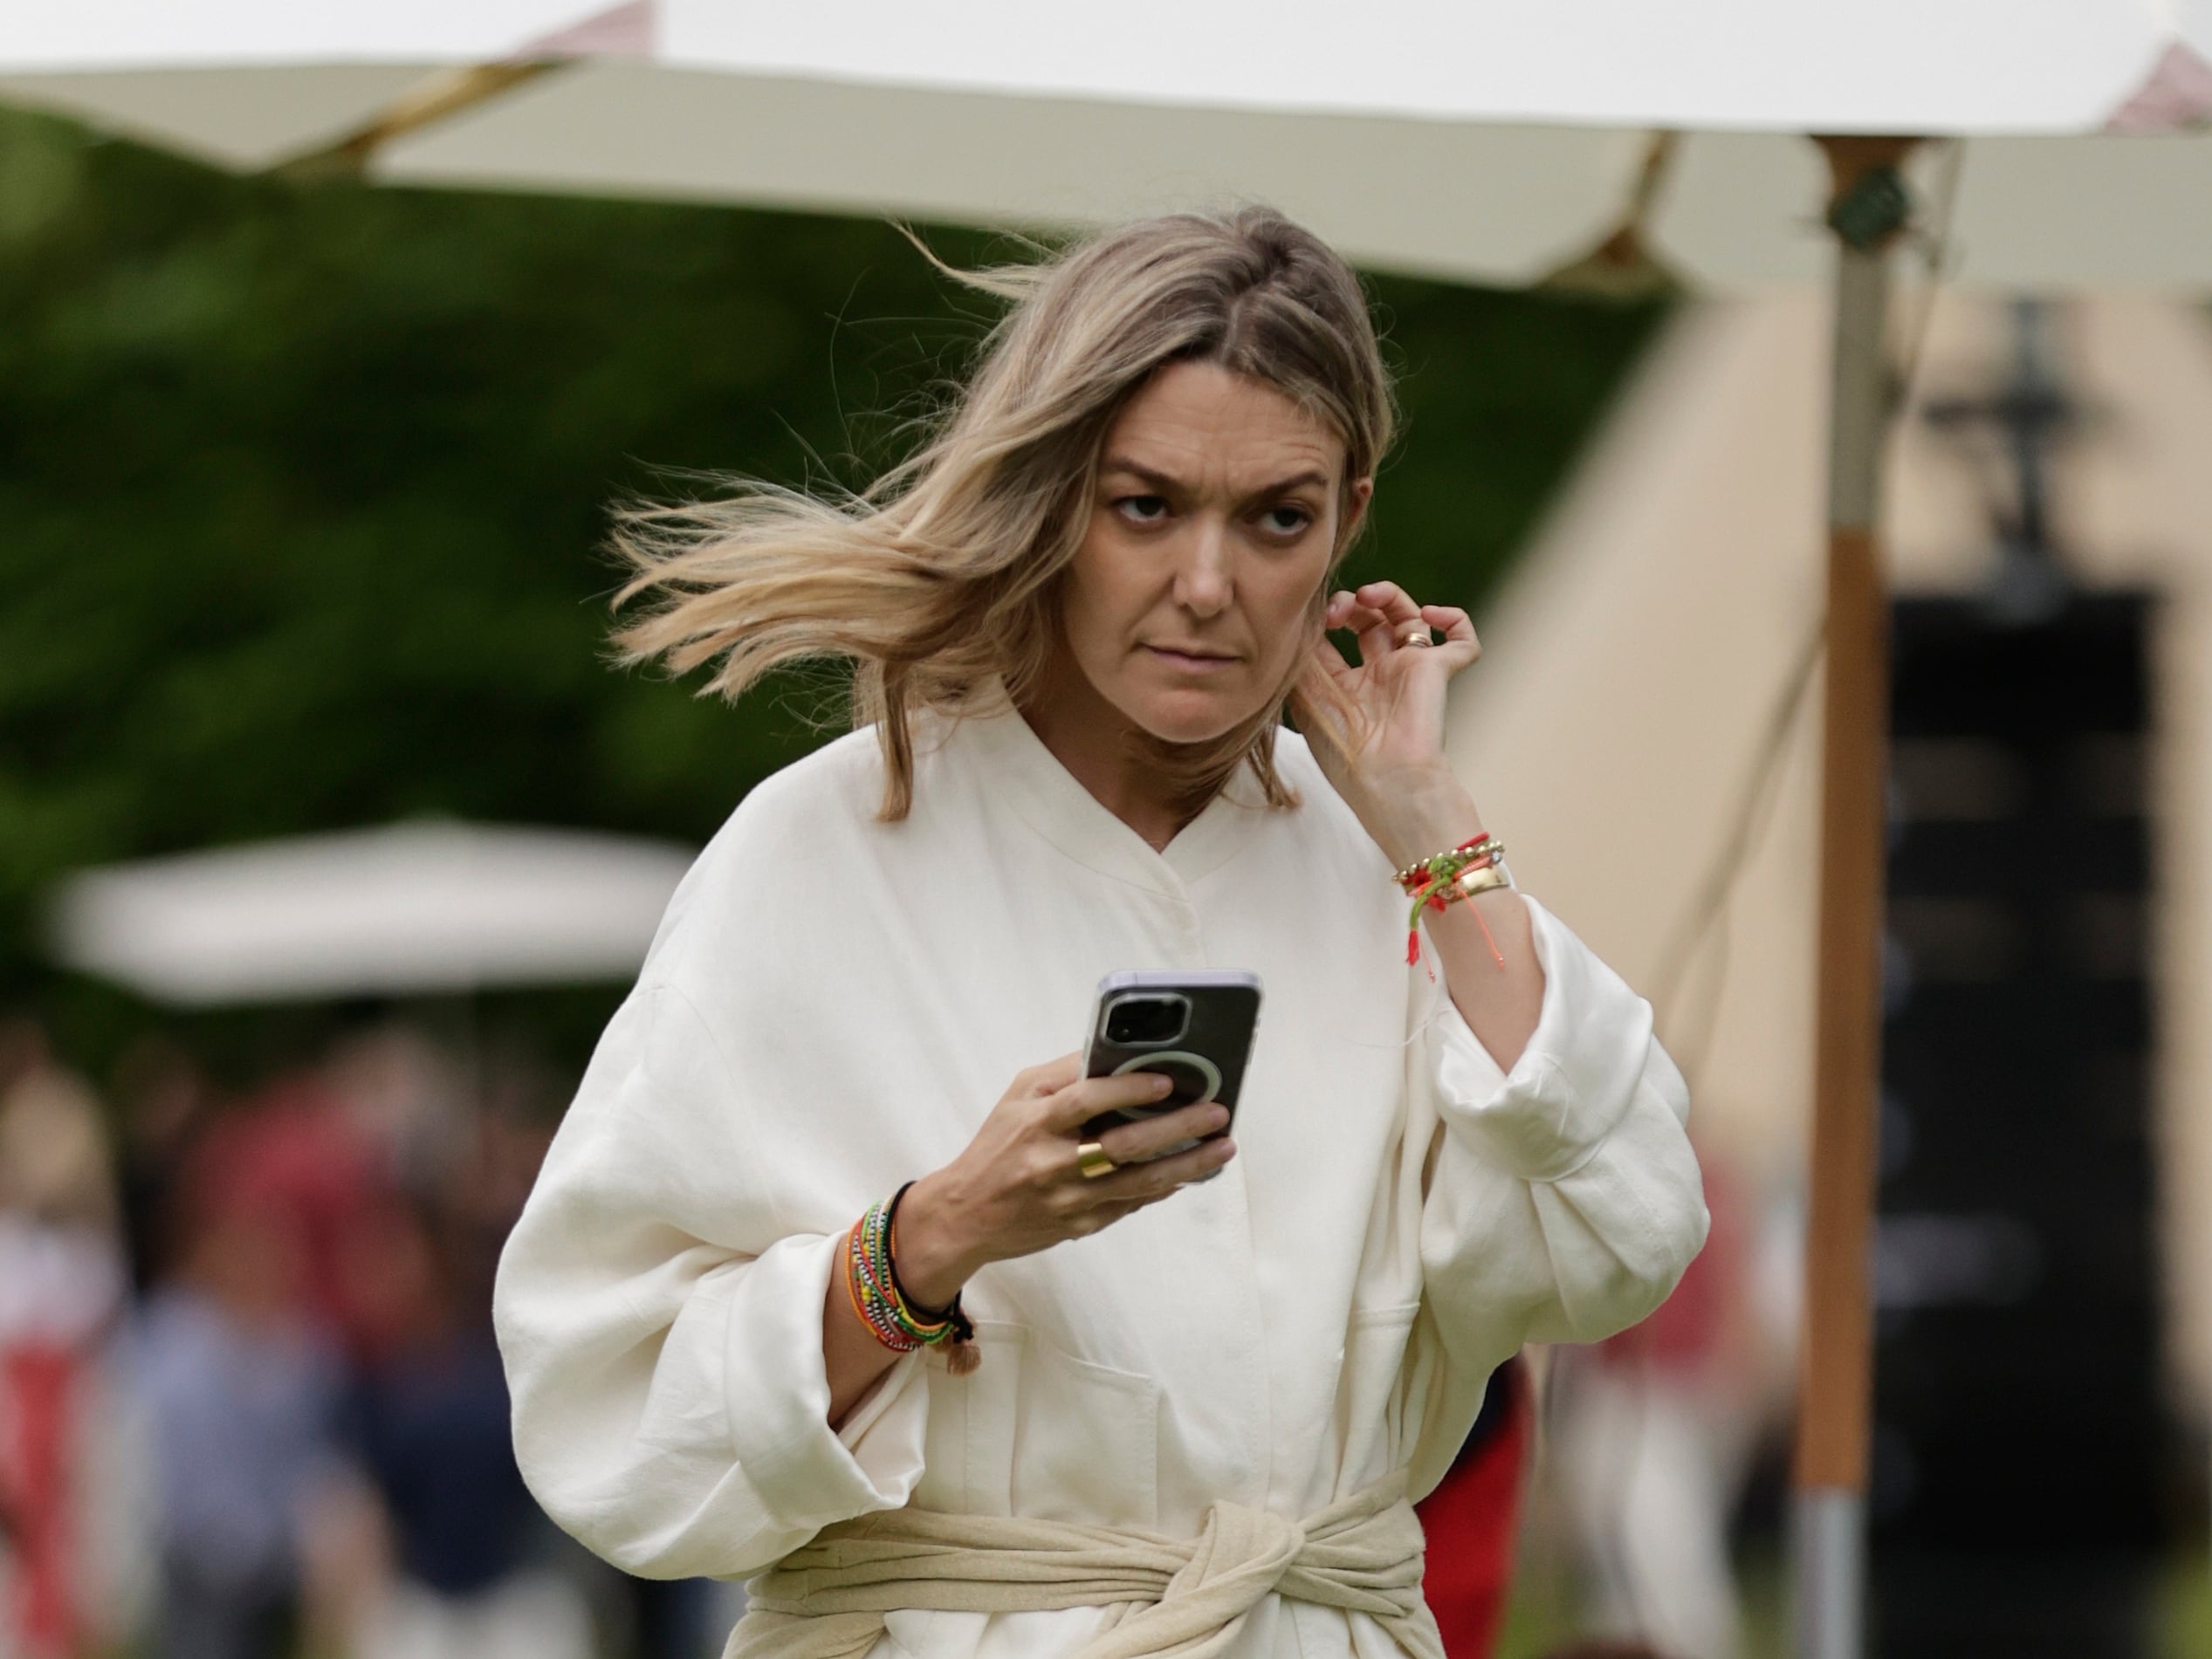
[
  {"x1": 1260, "y1": 504, "x2": 1314, "y2": 536},
  {"x1": 1115, "y1": 494, "x2": 1170, "y2": 524}
]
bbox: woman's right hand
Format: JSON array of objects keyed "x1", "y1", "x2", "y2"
[{"x1": 891, "y1": 1053, "x2": 1237, "y2": 1309}]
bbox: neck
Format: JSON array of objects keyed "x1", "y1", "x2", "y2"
[{"x1": 1019, "y1": 654, "x2": 1197, "y2": 853}]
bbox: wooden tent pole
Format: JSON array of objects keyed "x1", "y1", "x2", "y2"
[{"x1": 1793, "y1": 133, "x2": 1920, "y2": 1659}]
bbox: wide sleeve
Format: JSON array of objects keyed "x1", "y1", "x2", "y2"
[
  {"x1": 491, "y1": 981, "x2": 930, "y2": 1580},
  {"x1": 1417, "y1": 894, "x2": 1708, "y2": 1371}
]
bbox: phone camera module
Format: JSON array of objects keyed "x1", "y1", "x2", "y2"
[{"x1": 1103, "y1": 993, "x2": 1190, "y2": 1047}]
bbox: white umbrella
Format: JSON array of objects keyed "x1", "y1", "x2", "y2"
[
  {"x1": 47, "y1": 821, "x2": 695, "y2": 1004},
  {"x1": 2, "y1": 3, "x2": 2210, "y2": 290},
  {"x1": 9, "y1": 10, "x2": 2212, "y2": 1652}
]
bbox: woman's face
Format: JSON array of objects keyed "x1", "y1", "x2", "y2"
[{"x1": 1058, "y1": 360, "x2": 1370, "y2": 745}]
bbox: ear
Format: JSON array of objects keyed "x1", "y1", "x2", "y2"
[{"x1": 1338, "y1": 475, "x2": 1375, "y2": 545}]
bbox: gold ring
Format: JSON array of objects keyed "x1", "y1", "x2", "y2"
[
  {"x1": 1401, "y1": 627, "x2": 1432, "y2": 648},
  {"x1": 1076, "y1": 1141, "x2": 1116, "y2": 1180}
]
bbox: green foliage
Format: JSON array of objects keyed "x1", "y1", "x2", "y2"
[{"x1": 0, "y1": 102, "x2": 1661, "y2": 1080}]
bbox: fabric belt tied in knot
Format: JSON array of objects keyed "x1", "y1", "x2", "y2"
[{"x1": 725, "y1": 1472, "x2": 1441, "y2": 1659}]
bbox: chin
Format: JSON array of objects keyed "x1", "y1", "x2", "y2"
[{"x1": 1119, "y1": 686, "x2": 1264, "y2": 748}]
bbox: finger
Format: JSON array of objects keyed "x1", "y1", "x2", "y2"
[
  {"x1": 1041, "y1": 1068, "x2": 1175, "y2": 1133},
  {"x1": 1352, "y1": 605, "x2": 1401, "y2": 663},
  {"x1": 1354, "y1": 581, "x2": 1424, "y2": 627},
  {"x1": 1096, "y1": 1100, "x2": 1231, "y2": 1167},
  {"x1": 1322, "y1": 589, "x2": 1377, "y2": 633},
  {"x1": 1352, "y1": 584, "x2": 1428, "y2": 662},
  {"x1": 1089, "y1": 1135, "x2": 1237, "y2": 1204},
  {"x1": 1329, "y1": 601, "x2": 1401, "y2": 663},
  {"x1": 1421, "y1": 605, "x2": 1480, "y2": 652},
  {"x1": 1419, "y1": 605, "x2": 1481, "y2": 670},
  {"x1": 1327, "y1": 599, "x2": 1390, "y2": 636},
  {"x1": 1016, "y1": 1053, "x2": 1082, "y2": 1100}
]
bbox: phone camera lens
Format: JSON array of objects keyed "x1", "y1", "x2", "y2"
[{"x1": 1104, "y1": 994, "x2": 1188, "y2": 1046}]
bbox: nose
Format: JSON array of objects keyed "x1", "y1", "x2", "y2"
[{"x1": 1172, "y1": 516, "x2": 1233, "y2": 619}]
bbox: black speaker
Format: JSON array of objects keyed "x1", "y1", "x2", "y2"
[{"x1": 1870, "y1": 593, "x2": 2164, "y2": 1656}]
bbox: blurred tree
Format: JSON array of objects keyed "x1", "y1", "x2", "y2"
[{"x1": 0, "y1": 104, "x2": 1661, "y2": 1077}]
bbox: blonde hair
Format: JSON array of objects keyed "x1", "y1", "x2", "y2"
[{"x1": 612, "y1": 206, "x2": 1396, "y2": 819}]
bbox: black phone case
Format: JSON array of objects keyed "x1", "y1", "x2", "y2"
[{"x1": 1080, "y1": 975, "x2": 1261, "y2": 1142}]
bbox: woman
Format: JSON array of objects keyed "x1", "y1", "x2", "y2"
[{"x1": 493, "y1": 209, "x2": 1707, "y2": 1659}]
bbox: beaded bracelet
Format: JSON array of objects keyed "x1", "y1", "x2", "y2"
[
  {"x1": 843, "y1": 1182, "x2": 979, "y2": 1374},
  {"x1": 1396, "y1": 833, "x2": 1511, "y2": 970},
  {"x1": 1393, "y1": 833, "x2": 1505, "y2": 896}
]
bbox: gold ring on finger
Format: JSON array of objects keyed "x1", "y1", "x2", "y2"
[
  {"x1": 1401, "y1": 626, "x2": 1432, "y2": 648},
  {"x1": 1076, "y1": 1141, "x2": 1116, "y2": 1180}
]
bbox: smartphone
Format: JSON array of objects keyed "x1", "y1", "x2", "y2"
[{"x1": 1079, "y1": 970, "x2": 1263, "y2": 1153}]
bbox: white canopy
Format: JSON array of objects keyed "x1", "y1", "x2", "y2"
[
  {"x1": 47, "y1": 820, "x2": 696, "y2": 1004},
  {"x1": 10, "y1": 0, "x2": 2209, "y2": 129},
  {"x1": 4, "y1": 1, "x2": 2211, "y2": 289}
]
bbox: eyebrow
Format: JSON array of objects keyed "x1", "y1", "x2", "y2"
[{"x1": 1100, "y1": 456, "x2": 1331, "y2": 501}]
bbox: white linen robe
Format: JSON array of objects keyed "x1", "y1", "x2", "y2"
[{"x1": 493, "y1": 709, "x2": 1708, "y2": 1659}]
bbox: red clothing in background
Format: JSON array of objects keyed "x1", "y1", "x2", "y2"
[{"x1": 1417, "y1": 1355, "x2": 1535, "y2": 1659}]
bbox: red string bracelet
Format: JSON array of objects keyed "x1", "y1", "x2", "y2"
[{"x1": 1396, "y1": 835, "x2": 1511, "y2": 972}]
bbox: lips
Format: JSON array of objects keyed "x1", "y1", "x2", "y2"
[{"x1": 1143, "y1": 644, "x2": 1240, "y2": 672}]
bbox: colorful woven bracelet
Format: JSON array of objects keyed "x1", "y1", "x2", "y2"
[
  {"x1": 843, "y1": 1210, "x2": 923, "y2": 1352},
  {"x1": 885, "y1": 1182, "x2": 973, "y2": 1341},
  {"x1": 842, "y1": 1184, "x2": 973, "y2": 1356},
  {"x1": 849, "y1": 1201, "x2": 944, "y2": 1348},
  {"x1": 1394, "y1": 833, "x2": 1504, "y2": 895},
  {"x1": 1398, "y1": 833, "x2": 1511, "y2": 969}
]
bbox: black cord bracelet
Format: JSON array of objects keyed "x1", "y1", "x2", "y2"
[{"x1": 884, "y1": 1179, "x2": 975, "y2": 1344}]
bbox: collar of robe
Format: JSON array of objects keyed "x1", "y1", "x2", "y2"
[{"x1": 950, "y1": 706, "x2": 1272, "y2": 895}]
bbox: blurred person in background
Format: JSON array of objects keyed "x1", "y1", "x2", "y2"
[
  {"x1": 327, "y1": 1059, "x2": 594, "y2": 1659},
  {"x1": 1413, "y1": 1354, "x2": 1535, "y2": 1659},
  {"x1": 495, "y1": 208, "x2": 1707, "y2": 1659},
  {"x1": 318, "y1": 1024, "x2": 472, "y2": 1214},
  {"x1": 0, "y1": 1032, "x2": 155, "y2": 1659},
  {"x1": 340, "y1": 1189, "x2": 591, "y2": 1659},
  {"x1": 186, "y1": 1021, "x2": 456, "y2": 1367},
  {"x1": 111, "y1": 1035, "x2": 216, "y2": 1294},
  {"x1": 134, "y1": 1136, "x2": 347, "y2": 1659},
  {"x1": 1551, "y1": 1146, "x2": 1763, "y2": 1659}
]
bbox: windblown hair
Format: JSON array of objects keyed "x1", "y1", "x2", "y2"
[{"x1": 611, "y1": 206, "x2": 1397, "y2": 819}]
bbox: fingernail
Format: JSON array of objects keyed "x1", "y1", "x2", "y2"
[
  {"x1": 1204, "y1": 1105, "x2": 1231, "y2": 1129},
  {"x1": 1151, "y1": 1073, "x2": 1174, "y2": 1094}
]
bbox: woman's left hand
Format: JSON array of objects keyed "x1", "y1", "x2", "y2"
[{"x1": 1309, "y1": 579, "x2": 1485, "y2": 868}]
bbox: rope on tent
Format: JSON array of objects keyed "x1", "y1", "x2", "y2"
[
  {"x1": 1890, "y1": 137, "x2": 1965, "y2": 411},
  {"x1": 1649, "y1": 133, "x2": 1961, "y2": 1080},
  {"x1": 1648, "y1": 616, "x2": 1824, "y2": 1080}
]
